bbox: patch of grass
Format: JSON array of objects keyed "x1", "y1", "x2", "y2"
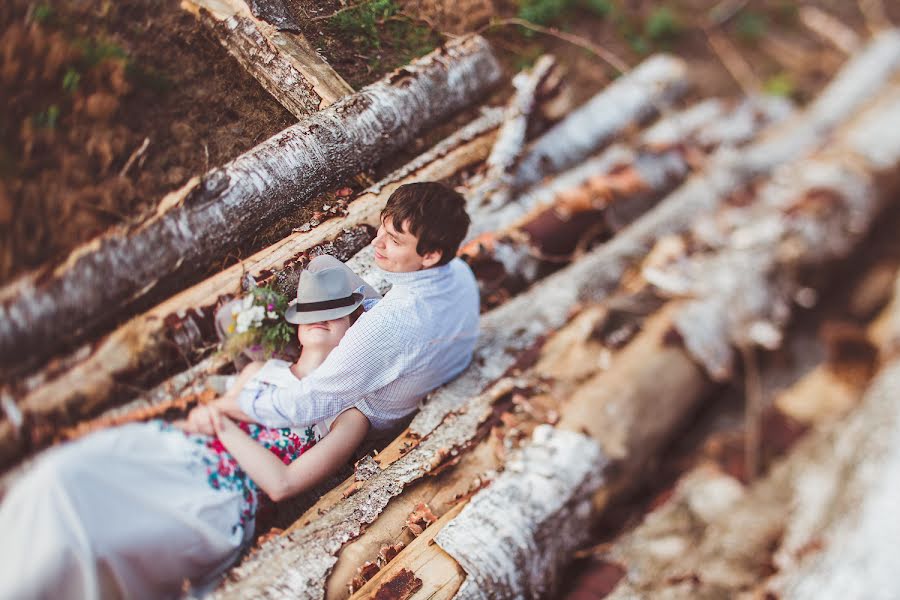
[
  {"x1": 31, "y1": 3, "x2": 54, "y2": 24},
  {"x1": 33, "y1": 105, "x2": 61, "y2": 130},
  {"x1": 735, "y1": 11, "x2": 768, "y2": 42},
  {"x1": 75, "y1": 37, "x2": 128, "y2": 68},
  {"x1": 644, "y1": 6, "x2": 681, "y2": 41},
  {"x1": 327, "y1": 0, "x2": 440, "y2": 85},
  {"x1": 517, "y1": 0, "x2": 573, "y2": 26},
  {"x1": 329, "y1": 0, "x2": 399, "y2": 48},
  {"x1": 764, "y1": 72, "x2": 796, "y2": 97},
  {"x1": 582, "y1": 0, "x2": 614, "y2": 19},
  {"x1": 62, "y1": 67, "x2": 81, "y2": 93}
]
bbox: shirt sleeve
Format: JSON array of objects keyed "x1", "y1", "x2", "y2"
[{"x1": 239, "y1": 310, "x2": 407, "y2": 428}]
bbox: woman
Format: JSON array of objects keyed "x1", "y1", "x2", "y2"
[{"x1": 0, "y1": 256, "x2": 377, "y2": 599}]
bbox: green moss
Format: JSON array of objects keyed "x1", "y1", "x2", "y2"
[
  {"x1": 517, "y1": 0, "x2": 574, "y2": 25},
  {"x1": 32, "y1": 3, "x2": 55, "y2": 24},
  {"x1": 735, "y1": 11, "x2": 768, "y2": 42},
  {"x1": 765, "y1": 72, "x2": 796, "y2": 97},
  {"x1": 76, "y1": 37, "x2": 128, "y2": 67},
  {"x1": 644, "y1": 6, "x2": 681, "y2": 41}
]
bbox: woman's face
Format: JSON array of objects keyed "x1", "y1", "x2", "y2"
[{"x1": 296, "y1": 315, "x2": 352, "y2": 350}]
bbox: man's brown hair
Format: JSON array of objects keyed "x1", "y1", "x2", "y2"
[{"x1": 381, "y1": 182, "x2": 470, "y2": 266}]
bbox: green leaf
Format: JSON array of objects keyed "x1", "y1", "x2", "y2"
[{"x1": 62, "y1": 68, "x2": 81, "y2": 93}]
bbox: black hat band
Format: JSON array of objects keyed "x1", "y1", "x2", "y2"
[{"x1": 293, "y1": 294, "x2": 358, "y2": 312}]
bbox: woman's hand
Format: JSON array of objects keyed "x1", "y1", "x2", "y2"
[
  {"x1": 183, "y1": 404, "x2": 216, "y2": 436},
  {"x1": 209, "y1": 406, "x2": 239, "y2": 438}
]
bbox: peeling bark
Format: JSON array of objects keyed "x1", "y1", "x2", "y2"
[
  {"x1": 0, "y1": 108, "x2": 505, "y2": 473},
  {"x1": 603, "y1": 293, "x2": 900, "y2": 599},
  {"x1": 654, "y1": 84, "x2": 900, "y2": 380},
  {"x1": 184, "y1": 0, "x2": 353, "y2": 117},
  {"x1": 511, "y1": 54, "x2": 689, "y2": 191},
  {"x1": 434, "y1": 426, "x2": 605, "y2": 599},
  {"x1": 0, "y1": 34, "x2": 502, "y2": 372},
  {"x1": 410, "y1": 30, "x2": 900, "y2": 439}
]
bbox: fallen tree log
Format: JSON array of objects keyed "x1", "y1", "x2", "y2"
[
  {"x1": 1, "y1": 54, "x2": 580, "y2": 472},
  {"x1": 509, "y1": 53, "x2": 688, "y2": 192},
  {"x1": 209, "y1": 64, "x2": 900, "y2": 597},
  {"x1": 463, "y1": 97, "x2": 792, "y2": 309},
  {"x1": 328, "y1": 78, "x2": 900, "y2": 600},
  {"x1": 349, "y1": 53, "x2": 693, "y2": 295},
  {"x1": 0, "y1": 109, "x2": 507, "y2": 472},
  {"x1": 183, "y1": 0, "x2": 354, "y2": 118},
  {"x1": 0, "y1": 34, "x2": 502, "y2": 372},
  {"x1": 601, "y1": 285, "x2": 900, "y2": 599},
  {"x1": 409, "y1": 28, "x2": 900, "y2": 437}
]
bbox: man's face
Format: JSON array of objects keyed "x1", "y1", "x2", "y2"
[{"x1": 372, "y1": 217, "x2": 441, "y2": 273}]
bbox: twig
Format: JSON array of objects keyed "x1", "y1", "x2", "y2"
[
  {"x1": 119, "y1": 137, "x2": 150, "y2": 179},
  {"x1": 798, "y1": 6, "x2": 860, "y2": 55},
  {"x1": 741, "y1": 344, "x2": 762, "y2": 482},
  {"x1": 704, "y1": 28, "x2": 761, "y2": 96},
  {"x1": 309, "y1": 2, "x2": 366, "y2": 22},
  {"x1": 484, "y1": 17, "x2": 629, "y2": 75}
]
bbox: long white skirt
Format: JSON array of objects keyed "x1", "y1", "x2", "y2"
[{"x1": 0, "y1": 422, "x2": 254, "y2": 600}]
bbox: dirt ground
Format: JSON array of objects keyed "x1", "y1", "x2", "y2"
[
  {"x1": 0, "y1": 0, "x2": 295, "y2": 284},
  {"x1": 5, "y1": 0, "x2": 899, "y2": 289}
]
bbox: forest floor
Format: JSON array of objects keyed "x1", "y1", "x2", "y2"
[{"x1": 6, "y1": 0, "x2": 899, "y2": 285}]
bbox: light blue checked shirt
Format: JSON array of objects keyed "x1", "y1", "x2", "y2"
[{"x1": 239, "y1": 258, "x2": 480, "y2": 432}]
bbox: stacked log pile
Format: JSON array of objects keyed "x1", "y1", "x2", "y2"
[{"x1": 3, "y1": 3, "x2": 900, "y2": 597}]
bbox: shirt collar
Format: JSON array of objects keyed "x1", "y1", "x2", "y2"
[{"x1": 379, "y1": 260, "x2": 453, "y2": 288}]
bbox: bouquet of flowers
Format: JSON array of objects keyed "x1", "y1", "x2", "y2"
[{"x1": 218, "y1": 281, "x2": 296, "y2": 359}]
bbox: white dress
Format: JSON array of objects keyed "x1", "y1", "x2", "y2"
[{"x1": 0, "y1": 360, "x2": 330, "y2": 600}]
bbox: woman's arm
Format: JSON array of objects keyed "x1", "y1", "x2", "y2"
[{"x1": 211, "y1": 407, "x2": 370, "y2": 502}]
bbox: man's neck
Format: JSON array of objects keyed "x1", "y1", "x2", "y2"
[{"x1": 380, "y1": 260, "x2": 452, "y2": 287}]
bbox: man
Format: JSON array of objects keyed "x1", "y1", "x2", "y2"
[{"x1": 203, "y1": 182, "x2": 479, "y2": 433}]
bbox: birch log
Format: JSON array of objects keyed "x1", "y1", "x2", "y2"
[
  {"x1": 350, "y1": 53, "x2": 693, "y2": 295},
  {"x1": 331, "y1": 86, "x2": 900, "y2": 597},
  {"x1": 183, "y1": 0, "x2": 354, "y2": 117},
  {"x1": 0, "y1": 110, "x2": 505, "y2": 472},
  {"x1": 209, "y1": 40, "x2": 900, "y2": 598},
  {"x1": 603, "y1": 289, "x2": 900, "y2": 599},
  {"x1": 409, "y1": 29, "x2": 900, "y2": 438},
  {"x1": 510, "y1": 54, "x2": 689, "y2": 191},
  {"x1": 0, "y1": 34, "x2": 502, "y2": 371}
]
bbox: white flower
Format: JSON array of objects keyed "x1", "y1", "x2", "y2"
[{"x1": 267, "y1": 310, "x2": 278, "y2": 319}]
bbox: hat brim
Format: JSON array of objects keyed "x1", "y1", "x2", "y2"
[{"x1": 284, "y1": 292, "x2": 364, "y2": 325}]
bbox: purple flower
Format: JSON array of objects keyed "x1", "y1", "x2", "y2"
[{"x1": 267, "y1": 303, "x2": 275, "y2": 311}]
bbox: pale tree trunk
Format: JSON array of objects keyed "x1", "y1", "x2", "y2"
[
  {"x1": 0, "y1": 34, "x2": 502, "y2": 371},
  {"x1": 347, "y1": 54, "x2": 692, "y2": 296},
  {"x1": 602, "y1": 281, "x2": 900, "y2": 599},
  {"x1": 332, "y1": 79, "x2": 900, "y2": 600},
  {"x1": 183, "y1": 0, "x2": 354, "y2": 117},
  {"x1": 0, "y1": 109, "x2": 504, "y2": 472},
  {"x1": 409, "y1": 29, "x2": 900, "y2": 438},
  {"x1": 210, "y1": 40, "x2": 900, "y2": 598}
]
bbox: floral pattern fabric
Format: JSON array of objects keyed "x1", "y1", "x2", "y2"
[{"x1": 153, "y1": 419, "x2": 318, "y2": 532}]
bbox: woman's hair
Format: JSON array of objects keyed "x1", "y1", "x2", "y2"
[
  {"x1": 380, "y1": 182, "x2": 470, "y2": 266},
  {"x1": 349, "y1": 305, "x2": 364, "y2": 325}
]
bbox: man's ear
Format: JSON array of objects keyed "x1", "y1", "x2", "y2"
[{"x1": 420, "y1": 249, "x2": 442, "y2": 269}]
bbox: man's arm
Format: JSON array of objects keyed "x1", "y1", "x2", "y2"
[{"x1": 239, "y1": 312, "x2": 408, "y2": 428}]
